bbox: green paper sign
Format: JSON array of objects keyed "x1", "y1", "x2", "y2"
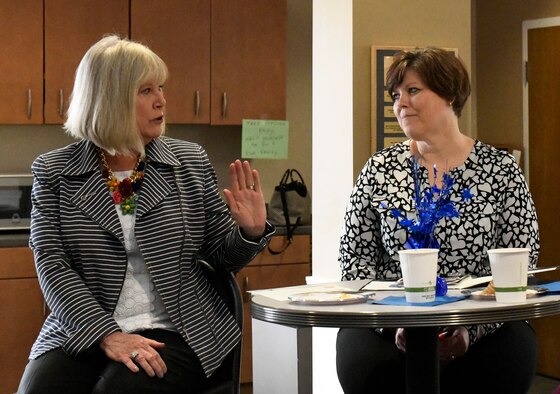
[{"x1": 241, "y1": 119, "x2": 289, "y2": 159}]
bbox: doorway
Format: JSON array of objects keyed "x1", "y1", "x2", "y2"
[{"x1": 523, "y1": 16, "x2": 560, "y2": 379}]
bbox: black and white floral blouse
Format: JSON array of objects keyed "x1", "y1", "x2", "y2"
[{"x1": 339, "y1": 140, "x2": 540, "y2": 345}]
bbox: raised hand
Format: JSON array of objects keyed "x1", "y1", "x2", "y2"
[{"x1": 223, "y1": 160, "x2": 266, "y2": 239}]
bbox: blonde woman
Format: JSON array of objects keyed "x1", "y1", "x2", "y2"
[{"x1": 18, "y1": 35, "x2": 273, "y2": 394}]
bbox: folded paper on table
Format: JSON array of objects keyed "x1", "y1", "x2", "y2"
[
  {"x1": 448, "y1": 266, "x2": 559, "y2": 289},
  {"x1": 362, "y1": 276, "x2": 491, "y2": 291},
  {"x1": 361, "y1": 280, "x2": 403, "y2": 291},
  {"x1": 362, "y1": 266, "x2": 559, "y2": 292},
  {"x1": 447, "y1": 275, "x2": 492, "y2": 290},
  {"x1": 529, "y1": 266, "x2": 560, "y2": 275},
  {"x1": 370, "y1": 295, "x2": 467, "y2": 307}
]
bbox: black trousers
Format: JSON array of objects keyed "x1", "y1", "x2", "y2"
[
  {"x1": 336, "y1": 321, "x2": 537, "y2": 394},
  {"x1": 17, "y1": 329, "x2": 233, "y2": 394}
]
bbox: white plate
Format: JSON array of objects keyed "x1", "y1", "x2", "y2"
[
  {"x1": 463, "y1": 287, "x2": 547, "y2": 301},
  {"x1": 288, "y1": 291, "x2": 372, "y2": 305}
]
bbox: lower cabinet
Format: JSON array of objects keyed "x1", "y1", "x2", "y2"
[
  {"x1": 0, "y1": 236, "x2": 312, "y2": 390},
  {"x1": 0, "y1": 247, "x2": 45, "y2": 394},
  {"x1": 236, "y1": 234, "x2": 311, "y2": 383}
]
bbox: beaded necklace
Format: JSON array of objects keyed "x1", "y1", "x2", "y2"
[{"x1": 99, "y1": 150, "x2": 145, "y2": 215}]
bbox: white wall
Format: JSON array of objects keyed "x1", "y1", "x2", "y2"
[
  {"x1": 312, "y1": 0, "x2": 353, "y2": 392},
  {"x1": 251, "y1": 0, "x2": 312, "y2": 202}
]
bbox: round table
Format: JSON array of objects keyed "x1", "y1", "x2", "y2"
[{"x1": 251, "y1": 287, "x2": 560, "y2": 394}]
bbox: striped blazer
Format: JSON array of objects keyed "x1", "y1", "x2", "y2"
[{"x1": 28, "y1": 136, "x2": 273, "y2": 377}]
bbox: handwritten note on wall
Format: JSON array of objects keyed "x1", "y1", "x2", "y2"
[{"x1": 241, "y1": 119, "x2": 289, "y2": 159}]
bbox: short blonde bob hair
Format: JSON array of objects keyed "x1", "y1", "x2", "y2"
[{"x1": 64, "y1": 35, "x2": 168, "y2": 157}]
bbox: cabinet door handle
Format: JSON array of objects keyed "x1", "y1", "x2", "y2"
[
  {"x1": 243, "y1": 276, "x2": 250, "y2": 302},
  {"x1": 221, "y1": 92, "x2": 227, "y2": 118},
  {"x1": 27, "y1": 89, "x2": 32, "y2": 119},
  {"x1": 59, "y1": 89, "x2": 64, "y2": 117},
  {"x1": 195, "y1": 90, "x2": 201, "y2": 116}
]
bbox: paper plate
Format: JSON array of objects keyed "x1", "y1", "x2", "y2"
[
  {"x1": 463, "y1": 286, "x2": 547, "y2": 300},
  {"x1": 288, "y1": 291, "x2": 372, "y2": 305}
]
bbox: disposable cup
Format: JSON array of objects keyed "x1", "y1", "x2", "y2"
[
  {"x1": 487, "y1": 248, "x2": 530, "y2": 304},
  {"x1": 398, "y1": 249, "x2": 438, "y2": 303}
]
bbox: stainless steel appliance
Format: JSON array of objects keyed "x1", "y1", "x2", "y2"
[{"x1": 0, "y1": 174, "x2": 33, "y2": 231}]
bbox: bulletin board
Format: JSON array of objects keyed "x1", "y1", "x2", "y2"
[{"x1": 370, "y1": 46, "x2": 458, "y2": 154}]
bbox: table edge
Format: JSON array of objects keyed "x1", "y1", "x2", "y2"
[{"x1": 250, "y1": 294, "x2": 560, "y2": 328}]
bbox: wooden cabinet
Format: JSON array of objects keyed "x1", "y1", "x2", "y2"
[
  {"x1": 0, "y1": 0, "x2": 128, "y2": 125},
  {"x1": 132, "y1": 0, "x2": 286, "y2": 125},
  {"x1": 0, "y1": 247, "x2": 45, "y2": 394},
  {"x1": 0, "y1": 0, "x2": 285, "y2": 125},
  {"x1": 131, "y1": 0, "x2": 211, "y2": 124},
  {"x1": 44, "y1": 0, "x2": 129, "y2": 124},
  {"x1": 236, "y1": 234, "x2": 311, "y2": 383},
  {"x1": 0, "y1": 0, "x2": 43, "y2": 124},
  {"x1": 211, "y1": 0, "x2": 286, "y2": 125}
]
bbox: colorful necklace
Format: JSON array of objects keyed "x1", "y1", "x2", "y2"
[{"x1": 99, "y1": 150, "x2": 145, "y2": 215}]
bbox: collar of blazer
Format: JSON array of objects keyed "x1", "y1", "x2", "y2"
[
  {"x1": 59, "y1": 137, "x2": 182, "y2": 177},
  {"x1": 61, "y1": 138, "x2": 180, "y2": 231}
]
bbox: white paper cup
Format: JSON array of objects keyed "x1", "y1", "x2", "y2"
[
  {"x1": 398, "y1": 249, "x2": 438, "y2": 303},
  {"x1": 487, "y1": 248, "x2": 530, "y2": 304}
]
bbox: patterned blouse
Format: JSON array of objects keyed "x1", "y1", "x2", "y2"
[{"x1": 339, "y1": 140, "x2": 540, "y2": 344}]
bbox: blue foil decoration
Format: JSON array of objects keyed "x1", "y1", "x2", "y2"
[
  {"x1": 383, "y1": 158, "x2": 474, "y2": 298},
  {"x1": 384, "y1": 159, "x2": 473, "y2": 249}
]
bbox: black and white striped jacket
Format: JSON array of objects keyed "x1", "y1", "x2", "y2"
[{"x1": 28, "y1": 136, "x2": 273, "y2": 377}]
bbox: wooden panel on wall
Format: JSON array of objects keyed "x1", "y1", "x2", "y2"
[
  {"x1": 44, "y1": 0, "x2": 129, "y2": 124},
  {"x1": 0, "y1": 0, "x2": 43, "y2": 124},
  {"x1": 131, "y1": 0, "x2": 211, "y2": 124}
]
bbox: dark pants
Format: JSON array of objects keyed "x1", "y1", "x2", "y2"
[
  {"x1": 336, "y1": 321, "x2": 537, "y2": 394},
  {"x1": 17, "y1": 329, "x2": 233, "y2": 394}
]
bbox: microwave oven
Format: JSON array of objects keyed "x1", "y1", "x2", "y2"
[{"x1": 0, "y1": 174, "x2": 33, "y2": 231}]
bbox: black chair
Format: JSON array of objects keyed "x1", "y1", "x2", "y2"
[{"x1": 198, "y1": 260, "x2": 243, "y2": 394}]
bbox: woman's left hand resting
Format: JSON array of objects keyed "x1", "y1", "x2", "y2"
[
  {"x1": 101, "y1": 331, "x2": 167, "y2": 378},
  {"x1": 437, "y1": 326, "x2": 469, "y2": 361},
  {"x1": 395, "y1": 326, "x2": 469, "y2": 361},
  {"x1": 223, "y1": 160, "x2": 267, "y2": 239}
]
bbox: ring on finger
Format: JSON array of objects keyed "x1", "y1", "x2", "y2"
[
  {"x1": 247, "y1": 184, "x2": 255, "y2": 190},
  {"x1": 130, "y1": 351, "x2": 139, "y2": 360}
]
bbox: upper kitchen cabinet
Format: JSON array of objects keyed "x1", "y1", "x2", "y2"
[
  {"x1": 0, "y1": 0, "x2": 285, "y2": 126},
  {"x1": 131, "y1": 0, "x2": 211, "y2": 124},
  {"x1": 0, "y1": 0, "x2": 43, "y2": 124},
  {"x1": 133, "y1": 0, "x2": 286, "y2": 125},
  {"x1": 211, "y1": 0, "x2": 287, "y2": 125},
  {"x1": 44, "y1": 0, "x2": 128, "y2": 124}
]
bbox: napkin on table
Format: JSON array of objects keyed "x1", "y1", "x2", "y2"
[
  {"x1": 369, "y1": 295, "x2": 467, "y2": 307},
  {"x1": 542, "y1": 281, "x2": 560, "y2": 293}
]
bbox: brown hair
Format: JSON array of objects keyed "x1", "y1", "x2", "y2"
[{"x1": 386, "y1": 47, "x2": 471, "y2": 117}]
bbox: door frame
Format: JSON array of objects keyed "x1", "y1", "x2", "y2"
[{"x1": 522, "y1": 16, "x2": 560, "y2": 185}]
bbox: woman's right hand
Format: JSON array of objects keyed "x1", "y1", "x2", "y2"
[{"x1": 100, "y1": 331, "x2": 167, "y2": 378}]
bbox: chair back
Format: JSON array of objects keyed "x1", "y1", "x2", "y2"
[{"x1": 198, "y1": 259, "x2": 243, "y2": 394}]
